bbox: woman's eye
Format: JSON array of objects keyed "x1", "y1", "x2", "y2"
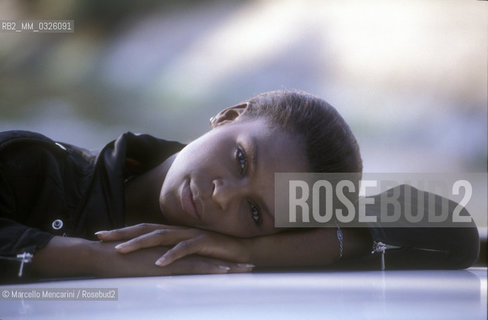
[
  {"x1": 235, "y1": 145, "x2": 247, "y2": 175},
  {"x1": 248, "y1": 201, "x2": 262, "y2": 226}
]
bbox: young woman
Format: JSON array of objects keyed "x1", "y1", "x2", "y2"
[{"x1": 0, "y1": 91, "x2": 479, "y2": 282}]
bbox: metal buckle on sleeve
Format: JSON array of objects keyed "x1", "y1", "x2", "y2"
[
  {"x1": 17, "y1": 252, "x2": 33, "y2": 277},
  {"x1": 371, "y1": 241, "x2": 401, "y2": 271},
  {"x1": 0, "y1": 252, "x2": 33, "y2": 277}
]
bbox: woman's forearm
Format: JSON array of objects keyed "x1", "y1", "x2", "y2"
[
  {"x1": 31, "y1": 236, "x2": 179, "y2": 277},
  {"x1": 247, "y1": 227, "x2": 372, "y2": 267},
  {"x1": 30, "y1": 235, "x2": 251, "y2": 278},
  {"x1": 31, "y1": 236, "x2": 174, "y2": 277}
]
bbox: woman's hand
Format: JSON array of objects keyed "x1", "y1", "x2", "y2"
[
  {"x1": 89, "y1": 240, "x2": 254, "y2": 277},
  {"x1": 95, "y1": 223, "x2": 254, "y2": 268}
]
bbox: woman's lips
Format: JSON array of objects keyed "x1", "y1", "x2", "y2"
[{"x1": 180, "y1": 179, "x2": 200, "y2": 220}]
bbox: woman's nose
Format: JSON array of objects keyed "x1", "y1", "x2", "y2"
[{"x1": 212, "y1": 178, "x2": 246, "y2": 211}]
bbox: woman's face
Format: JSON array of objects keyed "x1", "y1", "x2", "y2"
[{"x1": 159, "y1": 118, "x2": 308, "y2": 237}]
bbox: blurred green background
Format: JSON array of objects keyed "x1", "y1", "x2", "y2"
[
  {"x1": 1, "y1": 0, "x2": 486, "y2": 170},
  {"x1": 0, "y1": 0, "x2": 486, "y2": 232}
]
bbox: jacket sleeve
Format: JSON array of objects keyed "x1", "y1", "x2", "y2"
[
  {"x1": 333, "y1": 184, "x2": 480, "y2": 270},
  {"x1": 0, "y1": 170, "x2": 55, "y2": 282},
  {"x1": 0, "y1": 132, "x2": 64, "y2": 281}
]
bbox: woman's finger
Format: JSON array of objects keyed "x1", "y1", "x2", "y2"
[
  {"x1": 115, "y1": 228, "x2": 189, "y2": 253},
  {"x1": 94, "y1": 223, "x2": 170, "y2": 241},
  {"x1": 166, "y1": 256, "x2": 255, "y2": 275},
  {"x1": 170, "y1": 260, "x2": 231, "y2": 275},
  {"x1": 182, "y1": 262, "x2": 255, "y2": 274},
  {"x1": 155, "y1": 238, "x2": 203, "y2": 266},
  {"x1": 227, "y1": 263, "x2": 256, "y2": 273}
]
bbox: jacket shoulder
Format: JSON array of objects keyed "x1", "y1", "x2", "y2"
[{"x1": 0, "y1": 130, "x2": 55, "y2": 149}]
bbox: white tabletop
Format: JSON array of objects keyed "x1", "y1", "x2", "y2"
[{"x1": 1, "y1": 268, "x2": 486, "y2": 320}]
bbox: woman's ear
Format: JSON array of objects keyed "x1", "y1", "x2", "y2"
[{"x1": 210, "y1": 102, "x2": 249, "y2": 128}]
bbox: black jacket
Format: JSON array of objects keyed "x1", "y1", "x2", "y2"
[{"x1": 0, "y1": 130, "x2": 183, "y2": 280}]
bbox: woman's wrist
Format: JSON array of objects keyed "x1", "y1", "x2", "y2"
[
  {"x1": 31, "y1": 236, "x2": 99, "y2": 277},
  {"x1": 243, "y1": 236, "x2": 265, "y2": 265},
  {"x1": 236, "y1": 238, "x2": 255, "y2": 264},
  {"x1": 84, "y1": 239, "x2": 108, "y2": 276},
  {"x1": 86, "y1": 239, "x2": 135, "y2": 277}
]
